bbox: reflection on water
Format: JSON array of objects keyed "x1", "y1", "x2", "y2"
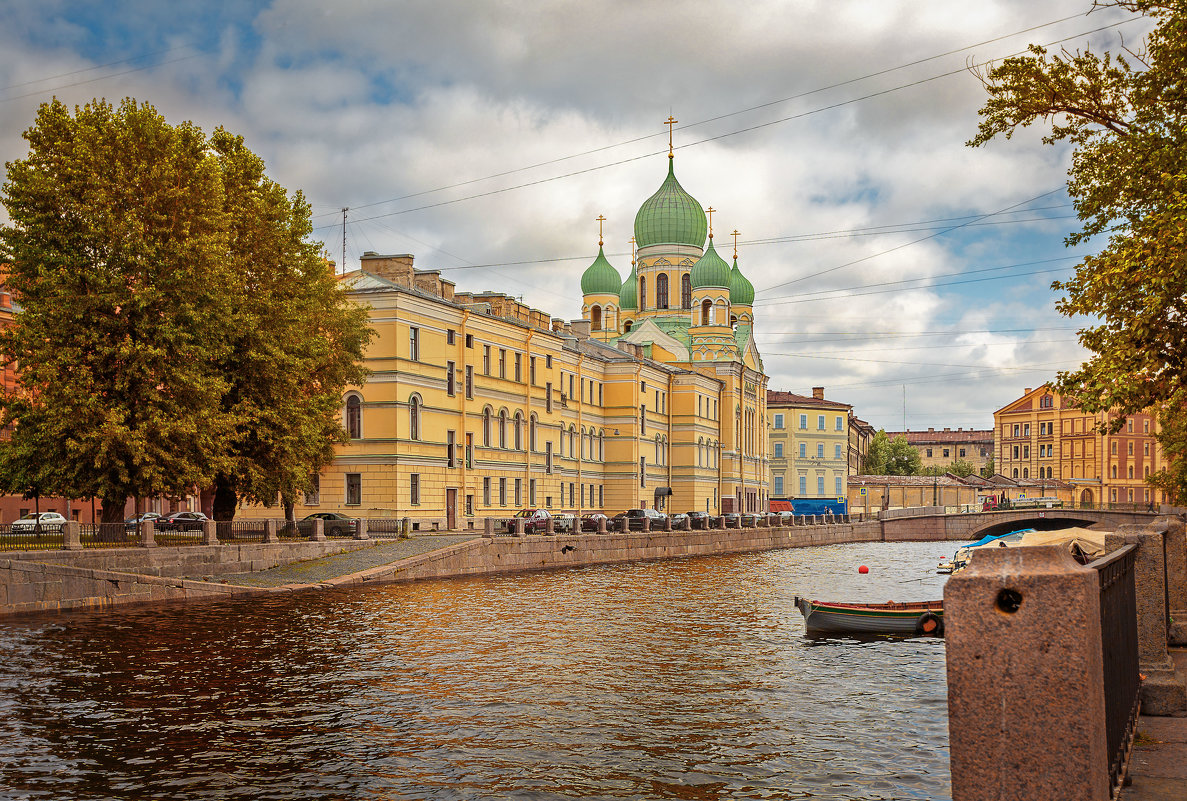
[{"x1": 0, "y1": 541, "x2": 950, "y2": 800}]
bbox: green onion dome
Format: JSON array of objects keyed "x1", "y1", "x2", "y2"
[
  {"x1": 690, "y1": 238, "x2": 730, "y2": 289},
  {"x1": 619, "y1": 263, "x2": 638, "y2": 310},
  {"x1": 729, "y1": 256, "x2": 755, "y2": 305},
  {"x1": 633, "y1": 158, "x2": 708, "y2": 249},
  {"x1": 581, "y1": 246, "x2": 622, "y2": 296}
]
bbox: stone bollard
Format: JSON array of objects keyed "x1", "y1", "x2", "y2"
[
  {"x1": 484, "y1": 517, "x2": 494, "y2": 537},
  {"x1": 662, "y1": 515, "x2": 672, "y2": 532},
  {"x1": 202, "y1": 520, "x2": 219, "y2": 546},
  {"x1": 139, "y1": 519, "x2": 156, "y2": 548},
  {"x1": 354, "y1": 518, "x2": 369, "y2": 540},
  {"x1": 514, "y1": 518, "x2": 525, "y2": 536},
  {"x1": 682, "y1": 515, "x2": 691, "y2": 531},
  {"x1": 265, "y1": 519, "x2": 279, "y2": 543},
  {"x1": 545, "y1": 516, "x2": 555, "y2": 535},
  {"x1": 597, "y1": 516, "x2": 607, "y2": 534},
  {"x1": 311, "y1": 518, "x2": 326, "y2": 542},
  {"x1": 619, "y1": 517, "x2": 629, "y2": 533},
  {"x1": 642, "y1": 516, "x2": 650, "y2": 533},
  {"x1": 1106, "y1": 525, "x2": 1187, "y2": 714},
  {"x1": 61, "y1": 521, "x2": 82, "y2": 551},
  {"x1": 946, "y1": 545, "x2": 1109, "y2": 801},
  {"x1": 1158, "y1": 516, "x2": 1187, "y2": 645}
]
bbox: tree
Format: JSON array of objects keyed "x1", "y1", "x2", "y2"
[
  {"x1": 980, "y1": 456, "x2": 996, "y2": 478},
  {"x1": 0, "y1": 98, "x2": 371, "y2": 522},
  {"x1": 968, "y1": 1, "x2": 1187, "y2": 500},
  {"x1": 861, "y1": 430, "x2": 923, "y2": 475},
  {"x1": 862, "y1": 430, "x2": 892, "y2": 474},
  {"x1": 948, "y1": 458, "x2": 977, "y2": 478}
]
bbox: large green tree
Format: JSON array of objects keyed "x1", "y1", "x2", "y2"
[
  {"x1": 0, "y1": 98, "x2": 370, "y2": 523},
  {"x1": 862, "y1": 430, "x2": 924, "y2": 475},
  {"x1": 968, "y1": 1, "x2": 1187, "y2": 500}
]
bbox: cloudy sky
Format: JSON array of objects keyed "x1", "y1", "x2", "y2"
[{"x1": 0, "y1": 0, "x2": 1149, "y2": 434}]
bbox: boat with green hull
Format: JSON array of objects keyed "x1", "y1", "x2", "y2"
[{"x1": 794, "y1": 596, "x2": 944, "y2": 636}]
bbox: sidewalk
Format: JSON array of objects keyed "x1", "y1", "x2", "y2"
[
  {"x1": 202, "y1": 534, "x2": 479, "y2": 588},
  {"x1": 1124, "y1": 647, "x2": 1187, "y2": 800}
]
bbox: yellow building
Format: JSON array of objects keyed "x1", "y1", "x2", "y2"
[
  {"x1": 994, "y1": 385, "x2": 1166, "y2": 508},
  {"x1": 282, "y1": 144, "x2": 768, "y2": 529},
  {"x1": 767, "y1": 388, "x2": 851, "y2": 502}
]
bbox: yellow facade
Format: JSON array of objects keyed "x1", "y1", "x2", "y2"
[
  {"x1": 994, "y1": 385, "x2": 1166, "y2": 508},
  {"x1": 766, "y1": 389, "x2": 851, "y2": 502}
]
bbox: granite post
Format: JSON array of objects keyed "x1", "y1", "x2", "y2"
[
  {"x1": 311, "y1": 519, "x2": 326, "y2": 542},
  {"x1": 1106, "y1": 524, "x2": 1187, "y2": 714},
  {"x1": 483, "y1": 517, "x2": 494, "y2": 537},
  {"x1": 61, "y1": 521, "x2": 82, "y2": 551},
  {"x1": 264, "y1": 519, "x2": 279, "y2": 544},
  {"x1": 202, "y1": 520, "x2": 219, "y2": 546},
  {"x1": 1158, "y1": 515, "x2": 1187, "y2": 645},
  {"x1": 597, "y1": 517, "x2": 607, "y2": 534},
  {"x1": 139, "y1": 520, "x2": 156, "y2": 548},
  {"x1": 354, "y1": 518, "x2": 369, "y2": 540},
  {"x1": 945, "y1": 545, "x2": 1109, "y2": 801}
]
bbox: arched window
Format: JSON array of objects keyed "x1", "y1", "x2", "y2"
[
  {"x1": 656, "y1": 273, "x2": 669, "y2": 309},
  {"x1": 409, "y1": 395, "x2": 421, "y2": 440},
  {"x1": 1012, "y1": 468, "x2": 1019, "y2": 478},
  {"x1": 639, "y1": 276, "x2": 647, "y2": 310},
  {"x1": 599, "y1": 430, "x2": 605, "y2": 461},
  {"x1": 483, "y1": 408, "x2": 492, "y2": 447},
  {"x1": 698, "y1": 437, "x2": 704, "y2": 467},
  {"x1": 1022, "y1": 468, "x2": 1028, "y2": 478},
  {"x1": 345, "y1": 394, "x2": 362, "y2": 439},
  {"x1": 499, "y1": 410, "x2": 507, "y2": 448},
  {"x1": 530, "y1": 414, "x2": 538, "y2": 452},
  {"x1": 681, "y1": 274, "x2": 692, "y2": 309},
  {"x1": 514, "y1": 412, "x2": 523, "y2": 450},
  {"x1": 1111, "y1": 465, "x2": 1118, "y2": 478},
  {"x1": 1128, "y1": 466, "x2": 1134, "y2": 479},
  {"x1": 569, "y1": 425, "x2": 576, "y2": 458},
  {"x1": 591, "y1": 305, "x2": 602, "y2": 330},
  {"x1": 623, "y1": 320, "x2": 633, "y2": 333},
  {"x1": 701, "y1": 299, "x2": 712, "y2": 326},
  {"x1": 655, "y1": 435, "x2": 662, "y2": 465},
  {"x1": 730, "y1": 315, "x2": 738, "y2": 327}
]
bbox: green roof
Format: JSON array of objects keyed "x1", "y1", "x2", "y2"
[
  {"x1": 690, "y1": 238, "x2": 730, "y2": 289},
  {"x1": 633, "y1": 158, "x2": 707, "y2": 249},
  {"x1": 619, "y1": 263, "x2": 638, "y2": 310},
  {"x1": 729, "y1": 256, "x2": 755, "y2": 305},
  {"x1": 581, "y1": 246, "x2": 622, "y2": 296},
  {"x1": 653, "y1": 316, "x2": 692, "y2": 347}
]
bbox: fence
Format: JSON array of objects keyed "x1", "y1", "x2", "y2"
[{"x1": 1088, "y1": 543, "x2": 1141, "y2": 796}]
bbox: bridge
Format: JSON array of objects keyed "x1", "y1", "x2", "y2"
[{"x1": 880, "y1": 507, "x2": 1163, "y2": 543}]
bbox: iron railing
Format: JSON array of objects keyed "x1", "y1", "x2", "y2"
[
  {"x1": 1088, "y1": 543, "x2": 1141, "y2": 796},
  {"x1": 80, "y1": 522, "x2": 139, "y2": 548},
  {"x1": 0, "y1": 522, "x2": 64, "y2": 551},
  {"x1": 217, "y1": 520, "x2": 266, "y2": 543}
]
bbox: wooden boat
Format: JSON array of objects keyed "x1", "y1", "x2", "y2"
[{"x1": 794, "y1": 596, "x2": 944, "y2": 636}]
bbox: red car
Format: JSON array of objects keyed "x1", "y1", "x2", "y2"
[{"x1": 507, "y1": 508, "x2": 552, "y2": 534}]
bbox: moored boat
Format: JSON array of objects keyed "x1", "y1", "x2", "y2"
[{"x1": 794, "y1": 596, "x2": 944, "y2": 636}]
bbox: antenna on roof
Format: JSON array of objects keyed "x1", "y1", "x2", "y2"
[{"x1": 341, "y1": 208, "x2": 349, "y2": 275}]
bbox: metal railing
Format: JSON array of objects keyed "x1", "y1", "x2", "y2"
[
  {"x1": 0, "y1": 522, "x2": 65, "y2": 551},
  {"x1": 218, "y1": 520, "x2": 266, "y2": 543},
  {"x1": 1088, "y1": 543, "x2": 1141, "y2": 796},
  {"x1": 80, "y1": 522, "x2": 138, "y2": 548}
]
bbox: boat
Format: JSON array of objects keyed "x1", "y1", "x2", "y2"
[{"x1": 794, "y1": 596, "x2": 944, "y2": 636}]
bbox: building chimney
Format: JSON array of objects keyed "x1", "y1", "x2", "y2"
[
  {"x1": 551, "y1": 318, "x2": 564, "y2": 333},
  {"x1": 570, "y1": 319, "x2": 591, "y2": 339},
  {"x1": 812, "y1": 386, "x2": 824, "y2": 399},
  {"x1": 360, "y1": 252, "x2": 415, "y2": 287},
  {"x1": 1024, "y1": 388, "x2": 1032, "y2": 394}
]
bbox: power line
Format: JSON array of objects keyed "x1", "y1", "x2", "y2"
[
  {"x1": 0, "y1": 52, "x2": 204, "y2": 105},
  {"x1": 0, "y1": 42, "x2": 196, "y2": 93}
]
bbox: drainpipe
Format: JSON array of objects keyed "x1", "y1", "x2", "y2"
[
  {"x1": 666, "y1": 371, "x2": 674, "y2": 505},
  {"x1": 577, "y1": 352, "x2": 584, "y2": 517},
  {"x1": 525, "y1": 329, "x2": 534, "y2": 503},
  {"x1": 460, "y1": 308, "x2": 470, "y2": 514}
]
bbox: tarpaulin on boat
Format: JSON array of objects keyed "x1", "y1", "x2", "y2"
[{"x1": 1018, "y1": 527, "x2": 1106, "y2": 560}]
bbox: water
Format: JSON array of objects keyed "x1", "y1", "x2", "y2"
[{"x1": 0, "y1": 541, "x2": 952, "y2": 800}]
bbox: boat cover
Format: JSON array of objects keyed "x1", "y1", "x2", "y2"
[{"x1": 1018, "y1": 527, "x2": 1106, "y2": 559}]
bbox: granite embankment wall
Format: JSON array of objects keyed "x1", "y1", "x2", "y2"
[{"x1": 1, "y1": 521, "x2": 883, "y2": 618}]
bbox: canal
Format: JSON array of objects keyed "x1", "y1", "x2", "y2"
[{"x1": 0, "y1": 541, "x2": 952, "y2": 800}]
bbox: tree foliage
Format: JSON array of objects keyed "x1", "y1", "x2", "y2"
[
  {"x1": 0, "y1": 98, "x2": 371, "y2": 521},
  {"x1": 862, "y1": 430, "x2": 924, "y2": 475},
  {"x1": 969, "y1": 1, "x2": 1187, "y2": 501}
]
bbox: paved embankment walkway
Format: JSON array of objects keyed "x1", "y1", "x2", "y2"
[
  {"x1": 204, "y1": 534, "x2": 479, "y2": 587},
  {"x1": 1125, "y1": 648, "x2": 1187, "y2": 801}
]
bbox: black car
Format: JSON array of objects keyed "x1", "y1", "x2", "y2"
[
  {"x1": 674, "y1": 510, "x2": 710, "y2": 530},
  {"x1": 123, "y1": 512, "x2": 162, "y2": 532},
  {"x1": 609, "y1": 508, "x2": 667, "y2": 531},
  {"x1": 156, "y1": 511, "x2": 208, "y2": 532},
  {"x1": 298, "y1": 512, "x2": 357, "y2": 538}
]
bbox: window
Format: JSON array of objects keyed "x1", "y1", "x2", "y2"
[
  {"x1": 799, "y1": 443, "x2": 806, "y2": 458},
  {"x1": 1013, "y1": 446, "x2": 1019, "y2": 459},
  {"x1": 346, "y1": 394, "x2": 362, "y2": 439},
  {"x1": 700, "y1": 299, "x2": 712, "y2": 325},
  {"x1": 465, "y1": 333, "x2": 473, "y2": 348},
  {"x1": 942, "y1": 448, "x2": 949, "y2": 458},
  {"x1": 1127, "y1": 419, "x2": 1134, "y2": 433},
  {"x1": 530, "y1": 479, "x2": 537, "y2": 506},
  {"x1": 483, "y1": 408, "x2": 492, "y2": 446},
  {"x1": 1144, "y1": 420, "x2": 1150, "y2": 433},
  {"x1": 465, "y1": 366, "x2": 473, "y2": 399},
  {"x1": 656, "y1": 273, "x2": 669, "y2": 309},
  {"x1": 514, "y1": 413, "x2": 523, "y2": 450},
  {"x1": 591, "y1": 305, "x2": 602, "y2": 330},
  {"x1": 483, "y1": 345, "x2": 491, "y2": 375},
  {"x1": 817, "y1": 443, "x2": 824, "y2": 458},
  {"x1": 546, "y1": 355, "x2": 552, "y2": 368},
  {"x1": 835, "y1": 416, "x2": 843, "y2": 431},
  {"x1": 304, "y1": 475, "x2": 320, "y2": 505},
  {"x1": 774, "y1": 413, "x2": 784, "y2": 429},
  {"x1": 483, "y1": 477, "x2": 491, "y2": 505},
  {"x1": 774, "y1": 442, "x2": 783, "y2": 458},
  {"x1": 681, "y1": 273, "x2": 692, "y2": 309},
  {"x1": 1023, "y1": 446, "x2": 1029, "y2": 458},
  {"x1": 926, "y1": 448, "x2": 933, "y2": 457},
  {"x1": 409, "y1": 396, "x2": 421, "y2": 440},
  {"x1": 1127, "y1": 441, "x2": 1134, "y2": 456},
  {"x1": 446, "y1": 329, "x2": 455, "y2": 345},
  {"x1": 959, "y1": 448, "x2": 966, "y2": 457},
  {"x1": 515, "y1": 353, "x2": 522, "y2": 382},
  {"x1": 410, "y1": 474, "x2": 420, "y2": 505},
  {"x1": 599, "y1": 485, "x2": 604, "y2": 507},
  {"x1": 799, "y1": 476, "x2": 807, "y2": 495},
  {"x1": 515, "y1": 478, "x2": 522, "y2": 506},
  {"x1": 1013, "y1": 424, "x2": 1020, "y2": 437},
  {"x1": 499, "y1": 349, "x2": 506, "y2": 378},
  {"x1": 546, "y1": 442, "x2": 553, "y2": 473},
  {"x1": 346, "y1": 473, "x2": 361, "y2": 505},
  {"x1": 530, "y1": 356, "x2": 536, "y2": 385},
  {"x1": 409, "y1": 327, "x2": 419, "y2": 361},
  {"x1": 799, "y1": 414, "x2": 807, "y2": 429},
  {"x1": 835, "y1": 476, "x2": 843, "y2": 496},
  {"x1": 640, "y1": 457, "x2": 646, "y2": 487},
  {"x1": 498, "y1": 410, "x2": 507, "y2": 448},
  {"x1": 835, "y1": 444, "x2": 842, "y2": 459},
  {"x1": 530, "y1": 415, "x2": 538, "y2": 451},
  {"x1": 1024, "y1": 423, "x2": 1030, "y2": 436},
  {"x1": 499, "y1": 478, "x2": 506, "y2": 506},
  {"x1": 817, "y1": 415, "x2": 825, "y2": 430},
  {"x1": 774, "y1": 476, "x2": 784, "y2": 495},
  {"x1": 640, "y1": 276, "x2": 647, "y2": 309},
  {"x1": 1022, "y1": 468, "x2": 1029, "y2": 478},
  {"x1": 447, "y1": 430, "x2": 456, "y2": 468},
  {"x1": 446, "y1": 361, "x2": 455, "y2": 396},
  {"x1": 640, "y1": 405, "x2": 646, "y2": 435},
  {"x1": 546, "y1": 382, "x2": 553, "y2": 413}
]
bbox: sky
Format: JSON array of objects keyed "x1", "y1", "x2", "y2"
[{"x1": 0, "y1": 0, "x2": 1152, "y2": 435}]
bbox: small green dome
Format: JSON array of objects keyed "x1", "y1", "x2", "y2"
[
  {"x1": 729, "y1": 256, "x2": 754, "y2": 305},
  {"x1": 581, "y1": 246, "x2": 622, "y2": 296},
  {"x1": 619, "y1": 263, "x2": 638, "y2": 310},
  {"x1": 633, "y1": 158, "x2": 707, "y2": 249},
  {"x1": 690, "y1": 238, "x2": 730, "y2": 289}
]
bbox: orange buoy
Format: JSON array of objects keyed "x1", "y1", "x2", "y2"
[{"x1": 858, "y1": 565, "x2": 869, "y2": 574}]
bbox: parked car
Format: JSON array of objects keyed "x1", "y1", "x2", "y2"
[
  {"x1": 10, "y1": 512, "x2": 67, "y2": 534},
  {"x1": 123, "y1": 512, "x2": 162, "y2": 532},
  {"x1": 156, "y1": 511, "x2": 208, "y2": 532},
  {"x1": 580, "y1": 512, "x2": 608, "y2": 532},
  {"x1": 298, "y1": 512, "x2": 357, "y2": 538},
  {"x1": 551, "y1": 513, "x2": 577, "y2": 533},
  {"x1": 673, "y1": 510, "x2": 710, "y2": 530},
  {"x1": 609, "y1": 508, "x2": 667, "y2": 531},
  {"x1": 722, "y1": 512, "x2": 760, "y2": 528},
  {"x1": 507, "y1": 508, "x2": 552, "y2": 534}
]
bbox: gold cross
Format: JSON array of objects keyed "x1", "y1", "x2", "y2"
[
  {"x1": 665, "y1": 115, "x2": 678, "y2": 157},
  {"x1": 732, "y1": 229, "x2": 740, "y2": 259},
  {"x1": 629, "y1": 236, "x2": 636, "y2": 263},
  {"x1": 596, "y1": 214, "x2": 606, "y2": 246},
  {"x1": 706, "y1": 207, "x2": 715, "y2": 238}
]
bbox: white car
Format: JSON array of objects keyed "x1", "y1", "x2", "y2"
[{"x1": 10, "y1": 512, "x2": 68, "y2": 533}]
